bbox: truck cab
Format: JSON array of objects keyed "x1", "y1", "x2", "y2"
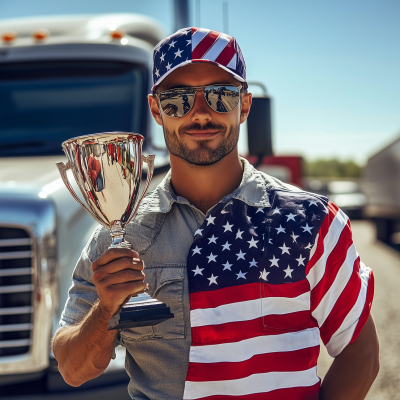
[
  {"x1": 0, "y1": 13, "x2": 275, "y2": 398},
  {"x1": 0, "y1": 14, "x2": 168, "y2": 398}
]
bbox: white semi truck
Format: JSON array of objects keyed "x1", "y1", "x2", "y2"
[
  {"x1": 0, "y1": 10, "x2": 273, "y2": 399},
  {"x1": 0, "y1": 13, "x2": 169, "y2": 399}
]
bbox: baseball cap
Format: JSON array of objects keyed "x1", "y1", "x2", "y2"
[{"x1": 151, "y1": 27, "x2": 247, "y2": 93}]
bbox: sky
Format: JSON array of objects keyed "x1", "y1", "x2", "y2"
[{"x1": 1, "y1": 0, "x2": 399, "y2": 164}]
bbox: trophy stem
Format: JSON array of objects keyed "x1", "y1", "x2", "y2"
[{"x1": 109, "y1": 221, "x2": 131, "y2": 249}]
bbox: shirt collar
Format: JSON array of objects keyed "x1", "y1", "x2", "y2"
[{"x1": 143, "y1": 157, "x2": 271, "y2": 214}]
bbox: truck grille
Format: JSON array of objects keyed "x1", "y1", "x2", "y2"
[{"x1": 0, "y1": 227, "x2": 34, "y2": 357}]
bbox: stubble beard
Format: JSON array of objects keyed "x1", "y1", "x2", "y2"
[{"x1": 163, "y1": 122, "x2": 240, "y2": 166}]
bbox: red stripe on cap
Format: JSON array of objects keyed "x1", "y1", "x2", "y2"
[
  {"x1": 215, "y1": 38, "x2": 237, "y2": 66},
  {"x1": 192, "y1": 30, "x2": 220, "y2": 59}
]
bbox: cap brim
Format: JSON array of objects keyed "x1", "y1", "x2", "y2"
[{"x1": 151, "y1": 59, "x2": 247, "y2": 93}]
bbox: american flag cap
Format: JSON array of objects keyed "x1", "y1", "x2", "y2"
[{"x1": 151, "y1": 27, "x2": 247, "y2": 93}]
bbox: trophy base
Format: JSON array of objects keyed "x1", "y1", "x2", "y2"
[{"x1": 107, "y1": 293, "x2": 174, "y2": 330}]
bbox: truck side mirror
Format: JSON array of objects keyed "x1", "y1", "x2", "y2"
[{"x1": 246, "y1": 82, "x2": 273, "y2": 157}]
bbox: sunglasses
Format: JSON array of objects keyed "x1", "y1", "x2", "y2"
[{"x1": 155, "y1": 84, "x2": 242, "y2": 118}]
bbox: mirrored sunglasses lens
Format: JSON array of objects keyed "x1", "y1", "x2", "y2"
[
  {"x1": 204, "y1": 86, "x2": 240, "y2": 113},
  {"x1": 159, "y1": 91, "x2": 194, "y2": 117}
]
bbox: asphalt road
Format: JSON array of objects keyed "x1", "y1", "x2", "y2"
[{"x1": 317, "y1": 220, "x2": 400, "y2": 399}]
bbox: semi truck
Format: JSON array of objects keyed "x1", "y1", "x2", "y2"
[
  {"x1": 0, "y1": 11, "x2": 274, "y2": 399},
  {"x1": 364, "y1": 135, "x2": 400, "y2": 244},
  {"x1": 0, "y1": 13, "x2": 169, "y2": 399}
]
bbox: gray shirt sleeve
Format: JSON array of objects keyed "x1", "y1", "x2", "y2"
[
  {"x1": 59, "y1": 226, "x2": 101, "y2": 327},
  {"x1": 57, "y1": 226, "x2": 121, "y2": 352}
]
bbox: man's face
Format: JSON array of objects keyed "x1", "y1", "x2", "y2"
[{"x1": 148, "y1": 63, "x2": 251, "y2": 166}]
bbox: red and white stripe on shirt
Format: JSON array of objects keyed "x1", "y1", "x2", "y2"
[{"x1": 183, "y1": 202, "x2": 373, "y2": 399}]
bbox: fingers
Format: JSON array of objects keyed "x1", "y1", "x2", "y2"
[
  {"x1": 91, "y1": 248, "x2": 148, "y2": 316},
  {"x1": 108, "y1": 280, "x2": 147, "y2": 296},
  {"x1": 95, "y1": 256, "x2": 143, "y2": 276},
  {"x1": 100, "y1": 268, "x2": 145, "y2": 286},
  {"x1": 92, "y1": 248, "x2": 139, "y2": 271}
]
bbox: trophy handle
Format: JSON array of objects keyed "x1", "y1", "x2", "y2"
[
  {"x1": 55, "y1": 161, "x2": 106, "y2": 227},
  {"x1": 126, "y1": 154, "x2": 155, "y2": 225}
]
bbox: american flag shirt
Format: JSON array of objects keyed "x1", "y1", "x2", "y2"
[{"x1": 183, "y1": 182, "x2": 374, "y2": 399}]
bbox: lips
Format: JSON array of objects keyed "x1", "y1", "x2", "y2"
[
  {"x1": 179, "y1": 123, "x2": 225, "y2": 138},
  {"x1": 185, "y1": 130, "x2": 219, "y2": 138}
]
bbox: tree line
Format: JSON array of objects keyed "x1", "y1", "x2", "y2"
[{"x1": 304, "y1": 159, "x2": 363, "y2": 178}]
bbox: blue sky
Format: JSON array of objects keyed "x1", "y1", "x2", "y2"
[{"x1": 1, "y1": 0, "x2": 399, "y2": 164}]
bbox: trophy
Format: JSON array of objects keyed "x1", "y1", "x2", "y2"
[{"x1": 56, "y1": 132, "x2": 174, "y2": 330}]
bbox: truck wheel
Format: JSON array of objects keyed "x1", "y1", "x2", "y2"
[{"x1": 373, "y1": 218, "x2": 394, "y2": 244}]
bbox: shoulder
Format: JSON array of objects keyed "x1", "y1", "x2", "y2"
[{"x1": 255, "y1": 169, "x2": 329, "y2": 214}]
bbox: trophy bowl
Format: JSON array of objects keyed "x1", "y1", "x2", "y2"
[{"x1": 56, "y1": 132, "x2": 174, "y2": 330}]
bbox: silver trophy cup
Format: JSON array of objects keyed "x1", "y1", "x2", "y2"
[{"x1": 56, "y1": 132, "x2": 173, "y2": 330}]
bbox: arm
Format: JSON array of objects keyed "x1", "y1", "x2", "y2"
[
  {"x1": 52, "y1": 248, "x2": 147, "y2": 387},
  {"x1": 320, "y1": 315, "x2": 379, "y2": 400},
  {"x1": 52, "y1": 301, "x2": 117, "y2": 386}
]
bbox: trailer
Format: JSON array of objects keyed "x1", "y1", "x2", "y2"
[{"x1": 364, "y1": 135, "x2": 400, "y2": 244}]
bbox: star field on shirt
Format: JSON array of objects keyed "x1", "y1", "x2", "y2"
[{"x1": 188, "y1": 194, "x2": 325, "y2": 293}]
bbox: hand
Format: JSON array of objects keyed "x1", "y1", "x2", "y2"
[{"x1": 92, "y1": 248, "x2": 148, "y2": 318}]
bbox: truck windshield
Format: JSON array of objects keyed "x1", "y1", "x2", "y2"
[{"x1": 0, "y1": 61, "x2": 145, "y2": 157}]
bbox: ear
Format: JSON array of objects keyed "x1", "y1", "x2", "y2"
[
  {"x1": 148, "y1": 94, "x2": 163, "y2": 126},
  {"x1": 239, "y1": 92, "x2": 252, "y2": 124}
]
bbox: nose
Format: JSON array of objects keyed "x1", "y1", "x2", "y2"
[{"x1": 190, "y1": 91, "x2": 212, "y2": 125}]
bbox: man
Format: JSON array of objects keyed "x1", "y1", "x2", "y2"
[{"x1": 53, "y1": 28, "x2": 379, "y2": 400}]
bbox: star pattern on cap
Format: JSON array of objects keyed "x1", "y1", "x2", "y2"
[
  {"x1": 152, "y1": 27, "x2": 247, "y2": 96},
  {"x1": 168, "y1": 40, "x2": 177, "y2": 49},
  {"x1": 174, "y1": 48, "x2": 183, "y2": 58}
]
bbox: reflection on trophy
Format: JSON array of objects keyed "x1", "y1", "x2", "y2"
[{"x1": 56, "y1": 132, "x2": 174, "y2": 330}]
